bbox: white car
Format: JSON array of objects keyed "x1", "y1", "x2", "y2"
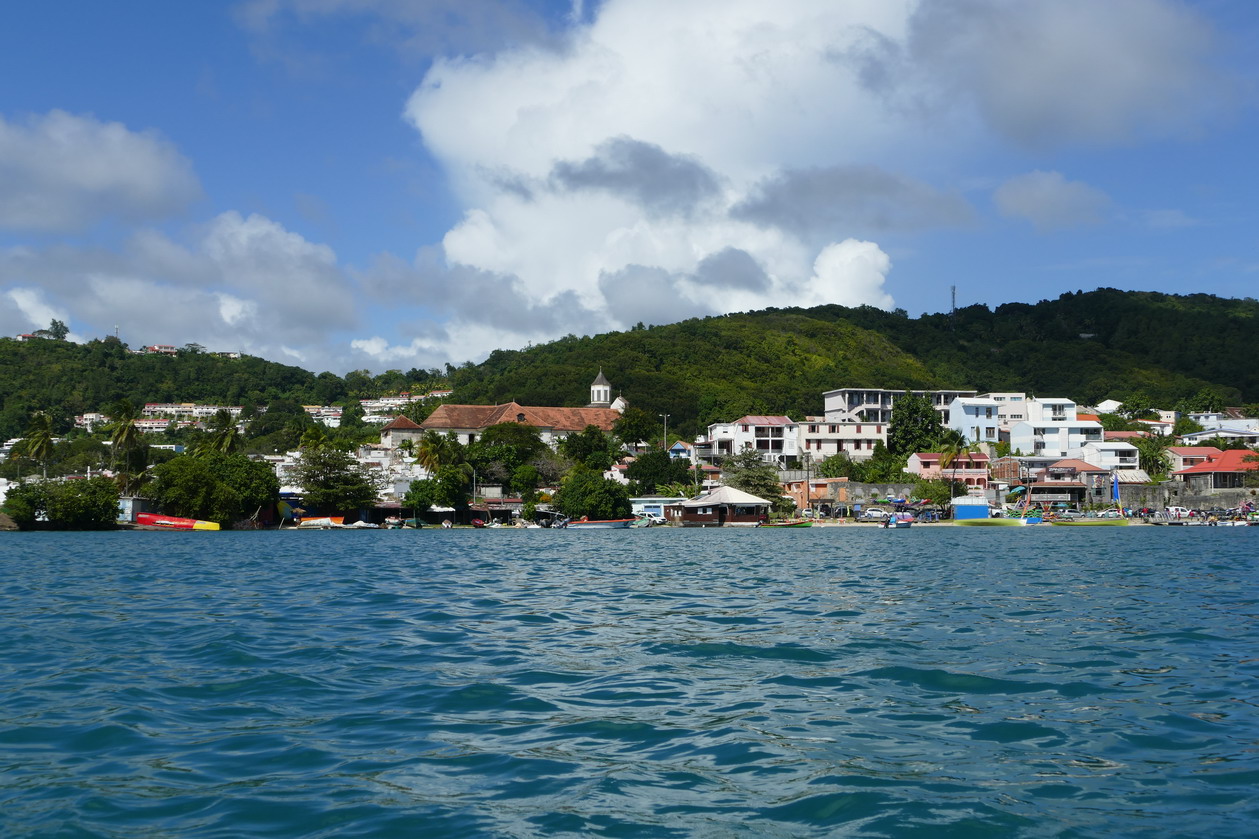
[
  {"x1": 858, "y1": 509, "x2": 890, "y2": 521},
  {"x1": 638, "y1": 513, "x2": 667, "y2": 525}
]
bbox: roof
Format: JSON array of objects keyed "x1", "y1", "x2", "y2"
[
  {"x1": 1104, "y1": 431, "x2": 1149, "y2": 440},
  {"x1": 380, "y1": 415, "x2": 423, "y2": 431},
  {"x1": 422, "y1": 402, "x2": 620, "y2": 433},
  {"x1": 735, "y1": 415, "x2": 796, "y2": 426},
  {"x1": 680, "y1": 485, "x2": 773, "y2": 507},
  {"x1": 1166, "y1": 446, "x2": 1223, "y2": 456},
  {"x1": 1077, "y1": 413, "x2": 1101, "y2": 422},
  {"x1": 591, "y1": 370, "x2": 611, "y2": 386},
  {"x1": 912, "y1": 452, "x2": 990, "y2": 461},
  {"x1": 1171, "y1": 449, "x2": 1259, "y2": 476},
  {"x1": 1047, "y1": 458, "x2": 1108, "y2": 473}
]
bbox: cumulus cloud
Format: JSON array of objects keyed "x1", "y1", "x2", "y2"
[
  {"x1": 0, "y1": 110, "x2": 201, "y2": 232},
  {"x1": 550, "y1": 137, "x2": 722, "y2": 217},
  {"x1": 901, "y1": 0, "x2": 1226, "y2": 147},
  {"x1": 733, "y1": 165, "x2": 974, "y2": 240},
  {"x1": 994, "y1": 171, "x2": 1111, "y2": 232},
  {"x1": 0, "y1": 212, "x2": 362, "y2": 370}
]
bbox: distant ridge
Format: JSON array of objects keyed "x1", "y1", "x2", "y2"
[{"x1": 2, "y1": 289, "x2": 1255, "y2": 439}]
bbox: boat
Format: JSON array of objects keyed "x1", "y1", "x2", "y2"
[
  {"x1": 564, "y1": 517, "x2": 636, "y2": 529},
  {"x1": 297, "y1": 516, "x2": 344, "y2": 529},
  {"x1": 136, "y1": 512, "x2": 220, "y2": 531},
  {"x1": 1050, "y1": 517, "x2": 1128, "y2": 527},
  {"x1": 956, "y1": 516, "x2": 1039, "y2": 526},
  {"x1": 759, "y1": 519, "x2": 813, "y2": 528}
]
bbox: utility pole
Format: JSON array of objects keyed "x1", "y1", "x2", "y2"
[{"x1": 659, "y1": 413, "x2": 670, "y2": 449}]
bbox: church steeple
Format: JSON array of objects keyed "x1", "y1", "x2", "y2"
[{"x1": 588, "y1": 369, "x2": 612, "y2": 408}]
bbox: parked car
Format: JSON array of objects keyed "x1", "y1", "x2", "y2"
[
  {"x1": 637, "y1": 513, "x2": 667, "y2": 525},
  {"x1": 1165, "y1": 506, "x2": 1191, "y2": 518},
  {"x1": 858, "y1": 508, "x2": 890, "y2": 521}
]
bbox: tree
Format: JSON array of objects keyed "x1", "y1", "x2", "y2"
[
  {"x1": 416, "y1": 431, "x2": 463, "y2": 473},
  {"x1": 613, "y1": 406, "x2": 659, "y2": 449},
  {"x1": 2, "y1": 477, "x2": 119, "y2": 530},
  {"x1": 816, "y1": 452, "x2": 860, "y2": 479},
  {"x1": 149, "y1": 452, "x2": 280, "y2": 526},
  {"x1": 1119, "y1": 392, "x2": 1156, "y2": 420},
  {"x1": 624, "y1": 448, "x2": 692, "y2": 495},
  {"x1": 204, "y1": 409, "x2": 242, "y2": 455},
  {"x1": 1131, "y1": 435, "x2": 1171, "y2": 476},
  {"x1": 912, "y1": 478, "x2": 954, "y2": 507},
  {"x1": 558, "y1": 425, "x2": 620, "y2": 471},
  {"x1": 467, "y1": 422, "x2": 546, "y2": 477},
  {"x1": 886, "y1": 393, "x2": 945, "y2": 457},
  {"x1": 1099, "y1": 413, "x2": 1139, "y2": 432},
  {"x1": 15, "y1": 411, "x2": 55, "y2": 478},
  {"x1": 721, "y1": 449, "x2": 783, "y2": 503},
  {"x1": 857, "y1": 442, "x2": 911, "y2": 482},
  {"x1": 289, "y1": 447, "x2": 384, "y2": 515},
  {"x1": 553, "y1": 467, "x2": 633, "y2": 520},
  {"x1": 106, "y1": 399, "x2": 147, "y2": 492}
]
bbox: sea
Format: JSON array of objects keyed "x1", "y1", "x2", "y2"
[{"x1": 1, "y1": 526, "x2": 1256, "y2": 838}]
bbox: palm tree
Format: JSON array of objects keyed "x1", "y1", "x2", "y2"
[
  {"x1": 299, "y1": 424, "x2": 327, "y2": 450},
  {"x1": 206, "y1": 409, "x2": 241, "y2": 455},
  {"x1": 938, "y1": 441, "x2": 978, "y2": 497},
  {"x1": 17, "y1": 411, "x2": 55, "y2": 478},
  {"x1": 108, "y1": 400, "x2": 140, "y2": 470},
  {"x1": 416, "y1": 431, "x2": 460, "y2": 473}
]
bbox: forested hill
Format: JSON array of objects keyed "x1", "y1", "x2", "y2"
[
  {"x1": 3, "y1": 289, "x2": 1256, "y2": 440},
  {"x1": 444, "y1": 289, "x2": 1258, "y2": 435}
]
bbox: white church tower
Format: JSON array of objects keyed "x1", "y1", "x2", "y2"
[{"x1": 588, "y1": 370, "x2": 612, "y2": 408}]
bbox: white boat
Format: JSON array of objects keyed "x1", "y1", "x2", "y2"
[{"x1": 564, "y1": 517, "x2": 636, "y2": 529}]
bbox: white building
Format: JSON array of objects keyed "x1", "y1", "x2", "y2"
[
  {"x1": 799, "y1": 418, "x2": 886, "y2": 461},
  {"x1": 702, "y1": 415, "x2": 799, "y2": 464},
  {"x1": 947, "y1": 397, "x2": 1002, "y2": 445},
  {"x1": 821, "y1": 387, "x2": 976, "y2": 425},
  {"x1": 982, "y1": 392, "x2": 1030, "y2": 431},
  {"x1": 1071, "y1": 441, "x2": 1139, "y2": 471},
  {"x1": 1005, "y1": 396, "x2": 1104, "y2": 457}
]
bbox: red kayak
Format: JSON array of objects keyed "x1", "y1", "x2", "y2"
[{"x1": 136, "y1": 513, "x2": 220, "y2": 531}]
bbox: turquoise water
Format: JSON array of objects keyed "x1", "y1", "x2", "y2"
[{"x1": 1, "y1": 527, "x2": 1257, "y2": 838}]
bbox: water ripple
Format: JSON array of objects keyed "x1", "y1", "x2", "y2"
[{"x1": 1, "y1": 527, "x2": 1257, "y2": 837}]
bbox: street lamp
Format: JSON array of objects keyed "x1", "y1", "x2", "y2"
[{"x1": 659, "y1": 413, "x2": 670, "y2": 449}]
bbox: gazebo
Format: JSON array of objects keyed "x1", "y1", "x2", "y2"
[{"x1": 670, "y1": 485, "x2": 771, "y2": 527}]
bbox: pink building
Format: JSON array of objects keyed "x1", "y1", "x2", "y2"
[{"x1": 906, "y1": 452, "x2": 990, "y2": 492}]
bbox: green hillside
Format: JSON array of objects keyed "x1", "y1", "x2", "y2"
[{"x1": 3, "y1": 289, "x2": 1255, "y2": 440}]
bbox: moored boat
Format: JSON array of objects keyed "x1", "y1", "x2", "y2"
[
  {"x1": 759, "y1": 519, "x2": 812, "y2": 528},
  {"x1": 136, "y1": 512, "x2": 220, "y2": 531},
  {"x1": 564, "y1": 517, "x2": 636, "y2": 529}
]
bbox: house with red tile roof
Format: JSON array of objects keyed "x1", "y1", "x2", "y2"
[
  {"x1": 379, "y1": 415, "x2": 424, "y2": 449},
  {"x1": 1165, "y1": 446, "x2": 1223, "y2": 473},
  {"x1": 1170, "y1": 449, "x2": 1259, "y2": 493},
  {"x1": 417, "y1": 373, "x2": 624, "y2": 448}
]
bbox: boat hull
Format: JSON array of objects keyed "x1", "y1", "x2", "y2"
[
  {"x1": 759, "y1": 520, "x2": 812, "y2": 528},
  {"x1": 956, "y1": 517, "x2": 1041, "y2": 526},
  {"x1": 1050, "y1": 519, "x2": 1129, "y2": 527},
  {"x1": 136, "y1": 513, "x2": 220, "y2": 531},
  {"x1": 565, "y1": 518, "x2": 636, "y2": 529}
]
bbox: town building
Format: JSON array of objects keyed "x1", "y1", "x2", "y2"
[
  {"x1": 799, "y1": 417, "x2": 885, "y2": 461},
  {"x1": 669, "y1": 485, "x2": 770, "y2": 527},
  {"x1": 1165, "y1": 446, "x2": 1223, "y2": 473},
  {"x1": 418, "y1": 373, "x2": 624, "y2": 447},
  {"x1": 698, "y1": 415, "x2": 799, "y2": 464},
  {"x1": 905, "y1": 451, "x2": 990, "y2": 494},
  {"x1": 1008, "y1": 398, "x2": 1103, "y2": 458},
  {"x1": 1171, "y1": 449, "x2": 1259, "y2": 493},
  {"x1": 821, "y1": 387, "x2": 976, "y2": 425},
  {"x1": 946, "y1": 397, "x2": 1002, "y2": 445},
  {"x1": 1026, "y1": 458, "x2": 1109, "y2": 508}
]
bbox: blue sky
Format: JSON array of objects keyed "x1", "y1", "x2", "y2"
[{"x1": 2, "y1": 0, "x2": 1256, "y2": 375}]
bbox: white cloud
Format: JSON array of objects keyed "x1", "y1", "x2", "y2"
[
  {"x1": 993, "y1": 171, "x2": 1111, "y2": 232},
  {"x1": 0, "y1": 110, "x2": 201, "y2": 232},
  {"x1": 901, "y1": 0, "x2": 1226, "y2": 147},
  {"x1": 0, "y1": 213, "x2": 362, "y2": 371}
]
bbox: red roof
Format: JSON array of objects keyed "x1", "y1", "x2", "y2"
[
  {"x1": 1047, "y1": 458, "x2": 1108, "y2": 473},
  {"x1": 423, "y1": 401, "x2": 619, "y2": 433},
  {"x1": 380, "y1": 415, "x2": 423, "y2": 431},
  {"x1": 1104, "y1": 431, "x2": 1149, "y2": 440},
  {"x1": 1166, "y1": 446, "x2": 1223, "y2": 457},
  {"x1": 1172, "y1": 449, "x2": 1259, "y2": 475},
  {"x1": 1077, "y1": 413, "x2": 1101, "y2": 422},
  {"x1": 736, "y1": 415, "x2": 796, "y2": 426}
]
